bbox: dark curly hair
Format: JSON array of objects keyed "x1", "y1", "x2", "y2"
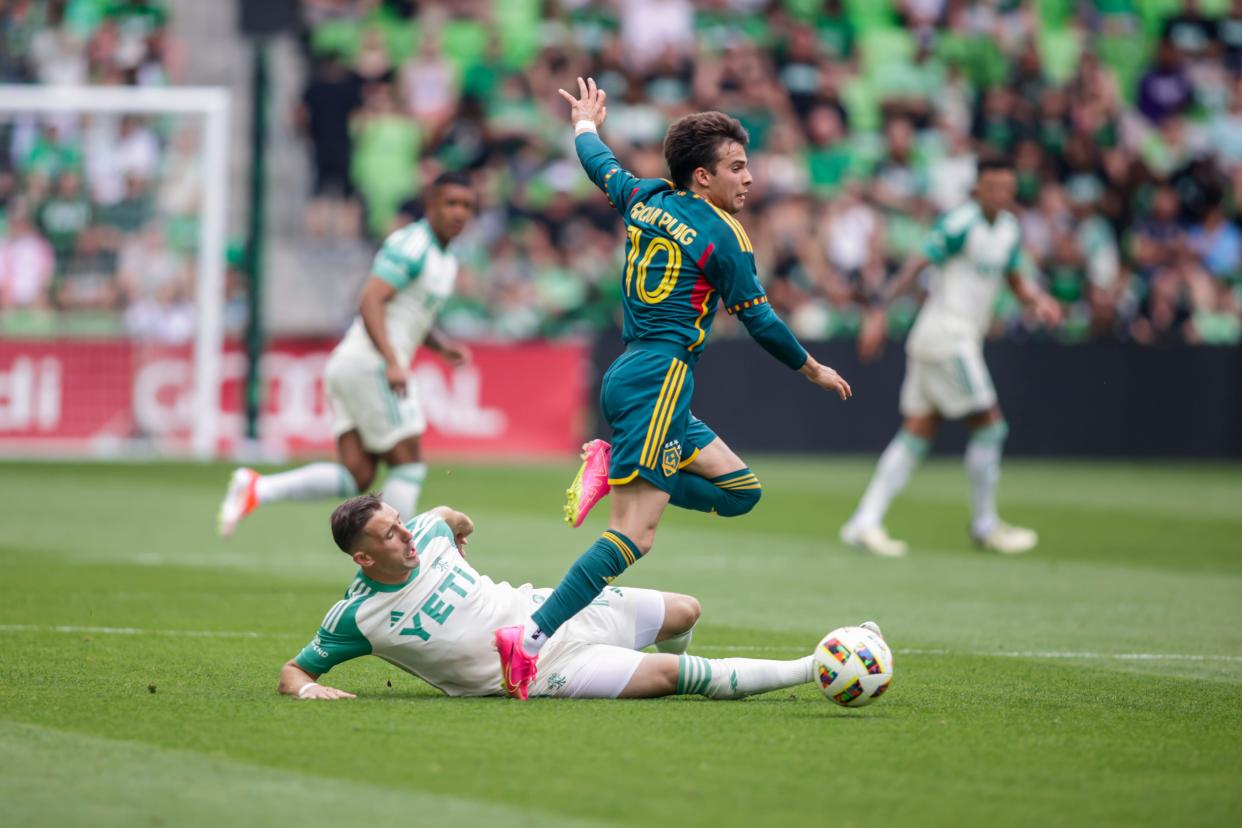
[{"x1": 663, "y1": 111, "x2": 750, "y2": 190}]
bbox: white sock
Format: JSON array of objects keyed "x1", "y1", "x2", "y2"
[
  {"x1": 966, "y1": 421, "x2": 1008, "y2": 537},
  {"x1": 676, "y1": 654, "x2": 815, "y2": 699},
  {"x1": 382, "y1": 463, "x2": 426, "y2": 521},
  {"x1": 521, "y1": 617, "x2": 547, "y2": 656},
  {"x1": 255, "y1": 462, "x2": 357, "y2": 503},
  {"x1": 655, "y1": 626, "x2": 694, "y2": 654},
  {"x1": 850, "y1": 430, "x2": 928, "y2": 530}
]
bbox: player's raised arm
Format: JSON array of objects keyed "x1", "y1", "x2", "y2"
[
  {"x1": 277, "y1": 659, "x2": 356, "y2": 700},
  {"x1": 429, "y1": 505, "x2": 474, "y2": 553},
  {"x1": 558, "y1": 76, "x2": 640, "y2": 211}
]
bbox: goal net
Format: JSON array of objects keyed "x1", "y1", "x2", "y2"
[{"x1": 0, "y1": 85, "x2": 230, "y2": 459}]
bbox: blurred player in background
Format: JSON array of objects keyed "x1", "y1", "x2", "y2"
[
  {"x1": 493, "y1": 78, "x2": 853, "y2": 699},
  {"x1": 841, "y1": 157, "x2": 1063, "y2": 557},
  {"x1": 279, "y1": 495, "x2": 849, "y2": 702},
  {"x1": 218, "y1": 172, "x2": 476, "y2": 538}
]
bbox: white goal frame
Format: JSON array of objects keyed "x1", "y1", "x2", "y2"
[{"x1": 0, "y1": 85, "x2": 231, "y2": 459}]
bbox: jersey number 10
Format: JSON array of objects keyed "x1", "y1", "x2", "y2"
[{"x1": 624, "y1": 227, "x2": 682, "y2": 305}]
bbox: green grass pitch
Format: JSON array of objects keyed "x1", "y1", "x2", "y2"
[{"x1": 1, "y1": 457, "x2": 1240, "y2": 827}]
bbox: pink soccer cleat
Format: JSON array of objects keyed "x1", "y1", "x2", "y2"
[
  {"x1": 494, "y1": 626, "x2": 539, "y2": 700},
  {"x1": 217, "y1": 467, "x2": 260, "y2": 538},
  {"x1": 563, "y1": 439, "x2": 612, "y2": 528}
]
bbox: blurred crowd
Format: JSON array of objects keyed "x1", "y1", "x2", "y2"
[
  {"x1": 296, "y1": 0, "x2": 1242, "y2": 346},
  {"x1": 2, "y1": 0, "x2": 1241, "y2": 347},
  {"x1": 0, "y1": 0, "x2": 249, "y2": 343}
]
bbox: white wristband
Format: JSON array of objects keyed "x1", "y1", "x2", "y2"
[
  {"x1": 574, "y1": 120, "x2": 598, "y2": 135},
  {"x1": 297, "y1": 682, "x2": 320, "y2": 698}
]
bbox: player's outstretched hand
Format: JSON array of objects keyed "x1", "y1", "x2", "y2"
[
  {"x1": 298, "y1": 683, "x2": 356, "y2": 700},
  {"x1": 557, "y1": 76, "x2": 607, "y2": 129},
  {"x1": 385, "y1": 361, "x2": 408, "y2": 397},
  {"x1": 799, "y1": 357, "x2": 853, "y2": 400}
]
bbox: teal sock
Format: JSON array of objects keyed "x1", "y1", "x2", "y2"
[
  {"x1": 531, "y1": 530, "x2": 640, "y2": 638},
  {"x1": 669, "y1": 468, "x2": 762, "y2": 517}
]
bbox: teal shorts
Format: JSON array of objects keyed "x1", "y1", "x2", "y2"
[{"x1": 600, "y1": 343, "x2": 718, "y2": 494}]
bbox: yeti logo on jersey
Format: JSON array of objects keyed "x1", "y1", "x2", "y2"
[{"x1": 661, "y1": 440, "x2": 682, "y2": 477}]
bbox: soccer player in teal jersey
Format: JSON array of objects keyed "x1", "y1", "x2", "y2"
[{"x1": 493, "y1": 78, "x2": 853, "y2": 699}]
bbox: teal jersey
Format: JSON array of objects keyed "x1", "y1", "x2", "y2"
[{"x1": 576, "y1": 132, "x2": 783, "y2": 360}]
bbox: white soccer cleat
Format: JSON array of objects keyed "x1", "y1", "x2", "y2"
[
  {"x1": 217, "y1": 467, "x2": 260, "y2": 538},
  {"x1": 973, "y1": 522, "x2": 1038, "y2": 555},
  {"x1": 859, "y1": 620, "x2": 884, "y2": 641},
  {"x1": 839, "y1": 523, "x2": 909, "y2": 557}
]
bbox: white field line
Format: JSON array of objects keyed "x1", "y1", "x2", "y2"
[
  {"x1": 1, "y1": 624, "x2": 1239, "y2": 664},
  {"x1": 0, "y1": 624, "x2": 297, "y2": 639}
]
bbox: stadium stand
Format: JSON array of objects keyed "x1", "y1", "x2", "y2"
[{"x1": 2, "y1": 0, "x2": 1240, "y2": 347}]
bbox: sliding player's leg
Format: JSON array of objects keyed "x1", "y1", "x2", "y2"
[{"x1": 617, "y1": 651, "x2": 815, "y2": 699}]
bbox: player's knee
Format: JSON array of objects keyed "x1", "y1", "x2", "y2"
[
  {"x1": 717, "y1": 484, "x2": 761, "y2": 517},
  {"x1": 664, "y1": 593, "x2": 701, "y2": 633}
]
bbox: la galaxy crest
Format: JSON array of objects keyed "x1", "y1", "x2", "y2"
[{"x1": 661, "y1": 440, "x2": 682, "y2": 477}]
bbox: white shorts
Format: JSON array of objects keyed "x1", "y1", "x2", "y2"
[
  {"x1": 899, "y1": 346, "x2": 996, "y2": 419},
  {"x1": 323, "y1": 355, "x2": 426, "y2": 453},
  {"x1": 529, "y1": 586, "x2": 666, "y2": 699}
]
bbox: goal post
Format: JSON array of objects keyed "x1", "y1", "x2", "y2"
[{"x1": 0, "y1": 85, "x2": 231, "y2": 459}]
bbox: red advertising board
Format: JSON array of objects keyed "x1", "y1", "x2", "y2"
[{"x1": 0, "y1": 338, "x2": 590, "y2": 458}]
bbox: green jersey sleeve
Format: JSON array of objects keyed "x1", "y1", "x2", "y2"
[
  {"x1": 294, "y1": 597, "x2": 372, "y2": 675},
  {"x1": 1005, "y1": 229, "x2": 1023, "y2": 274},
  {"x1": 371, "y1": 225, "x2": 430, "y2": 290},
  {"x1": 704, "y1": 219, "x2": 766, "y2": 315},
  {"x1": 575, "y1": 131, "x2": 652, "y2": 215},
  {"x1": 922, "y1": 206, "x2": 974, "y2": 265},
  {"x1": 706, "y1": 223, "x2": 808, "y2": 370}
]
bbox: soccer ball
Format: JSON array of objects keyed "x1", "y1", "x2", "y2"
[{"x1": 813, "y1": 626, "x2": 893, "y2": 707}]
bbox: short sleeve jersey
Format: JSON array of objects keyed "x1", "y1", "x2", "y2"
[
  {"x1": 575, "y1": 132, "x2": 768, "y2": 357},
  {"x1": 907, "y1": 200, "x2": 1022, "y2": 359},
  {"x1": 294, "y1": 511, "x2": 535, "y2": 696},
  {"x1": 330, "y1": 220, "x2": 458, "y2": 368}
]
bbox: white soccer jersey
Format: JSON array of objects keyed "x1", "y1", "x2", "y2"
[
  {"x1": 906, "y1": 200, "x2": 1022, "y2": 360},
  {"x1": 295, "y1": 512, "x2": 535, "y2": 696},
  {"x1": 330, "y1": 219, "x2": 459, "y2": 368}
]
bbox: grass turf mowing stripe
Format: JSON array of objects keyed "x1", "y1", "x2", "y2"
[{"x1": 3, "y1": 625, "x2": 1239, "y2": 665}]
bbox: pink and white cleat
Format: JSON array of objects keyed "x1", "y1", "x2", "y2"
[
  {"x1": 494, "y1": 625, "x2": 539, "y2": 700},
  {"x1": 564, "y1": 439, "x2": 612, "y2": 528},
  {"x1": 217, "y1": 467, "x2": 260, "y2": 538}
]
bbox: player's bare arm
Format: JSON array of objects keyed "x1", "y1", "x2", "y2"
[
  {"x1": 424, "y1": 328, "x2": 471, "y2": 366},
  {"x1": 357, "y1": 275, "x2": 406, "y2": 395},
  {"x1": 859, "y1": 252, "x2": 931, "y2": 361},
  {"x1": 278, "y1": 659, "x2": 356, "y2": 700},
  {"x1": 558, "y1": 76, "x2": 607, "y2": 131},
  {"x1": 430, "y1": 504, "x2": 474, "y2": 552},
  {"x1": 1007, "y1": 270, "x2": 1063, "y2": 327}
]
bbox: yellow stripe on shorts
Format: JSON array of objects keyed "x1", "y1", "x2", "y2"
[{"x1": 640, "y1": 359, "x2": 686, "y2": 468}]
